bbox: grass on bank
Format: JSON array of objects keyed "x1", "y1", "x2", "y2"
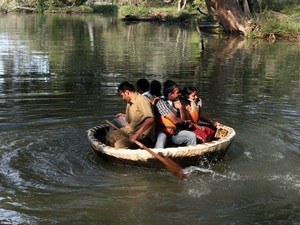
[
  {"x1": 250, "y1": 4, "x2": 300, "y2": 40},
  {"x1": 45, "y1": 5, "x2": 93, "y2": 13},
  {"x1": 92, "y1": 4, "x2": 118, "y2": 15},
  {"x1": 118, "y1": 5, "x2": 199, "y2": 23}
]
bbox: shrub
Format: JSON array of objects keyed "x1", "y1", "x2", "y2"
[{"x1": 92, "y1": 4, "x2": 118, "y2": 15}]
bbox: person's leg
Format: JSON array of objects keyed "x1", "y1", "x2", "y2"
[
  {"x1": 193, "y1": 128, "x2": 206, "y2": 143},
  {"x1": 195, "y1": 126, "x2": 215, "y2": 142},
  {"x1": 171, "y1": 130, "x2": 197, "y2": 146},
  {"x1": 114, "y1": 116, "x2": 128, "y2": 128},
  {"x1": 106, "y1": 130, "x2": 121, "y2": 146},
  {"x1": 106, "y1": 127, "x2": 132, "y2": 147},
  {"x1": 203, "y1": 126, "x2": 215, "y2": 142},
  {"x1": 114, "y1": 138, "x2": 135, "y2": 149},
  {"x1": 155, "y1": 131, "x2": 168, "y2": 148},
  {"x1": 139, "y1": 137, "x2": 155, "y2": 148},
  {"x1": 115, "y1": 136, "x2": 154, "y2": 149},
  {"x1": 108, "y1": 116, "x2": 128, "y2": 132}
]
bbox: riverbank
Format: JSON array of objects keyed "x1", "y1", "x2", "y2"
[
  {"x1": 1, "y1": 3, "x2": 299, "y2": 41},
  {"x1": 50, "y1": 4, "x2": 300, "y2": 41},
  {"x1": 117, "y1": 5, "x2": 300, "y2": 41}
]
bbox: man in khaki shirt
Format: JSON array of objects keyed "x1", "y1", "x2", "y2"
[{"x1": 106, "y1": 82, "x2": 155, "y2": 149}]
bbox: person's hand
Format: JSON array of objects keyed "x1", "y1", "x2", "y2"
[
  {"x1": 173, "y1": 100, "x2": 182, "y2": 110},
  {"x1": 129, "y1": 133, "x2": 138, "y2": 143},
  {"x1": 213, "y1": 121, "x2": 221, "y2": 128},
  {"x1": 123, "y1": 124, "x2": 131, "y2": 129},
  {"x1": 183, "y1": 120, "x2": 194, "y2": 129},
  {"x1": 115, "y1": 113, "x2": 125, "y2": 118}
]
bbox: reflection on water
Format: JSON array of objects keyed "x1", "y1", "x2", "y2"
[{"x1": 0, "y1": 13, "x2": 299, "y2": 224}]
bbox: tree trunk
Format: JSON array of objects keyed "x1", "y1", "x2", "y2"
[
  {"x1": 243, "y1": 0, "x2": 251, "y2": 16},
  {"x1": 205, "y1": 0, "x2": 216, "y2": 20},
  {"x1": 208, "y1": 0, "x2": 251, "y2": 35},
  {"x1": 177, "y1": 0, "x2": 187, "y2": 11}
]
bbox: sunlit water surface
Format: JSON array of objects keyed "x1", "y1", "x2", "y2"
[{"x1": 0, "y1": 14, "x2": 299, "y2": 224}]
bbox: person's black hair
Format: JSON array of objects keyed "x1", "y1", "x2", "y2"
[
  {"x1": 118, "y1": 81, "x2": 135, "y2": 92},
  {"x1": 136, "y1": 78, "x2": 149, "y2": 93},
  {"x1": 182, "y1": 86, "x2": 198, "y2": 99},
  {"x1": 163, "y1": 80, "x2": 178, "y2": 97},
  {"x1": 149, "y1": 80, "x2": 162, "y2": 97}
]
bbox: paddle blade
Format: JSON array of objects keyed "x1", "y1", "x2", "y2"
[
  {"x1": 161, "y1": 156, "x2": 186, "y2": 180},
  {"x1": 105, "y1": 119, "x2": 186, "y2": 180}
]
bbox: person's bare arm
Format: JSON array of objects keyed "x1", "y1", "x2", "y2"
[
  {"x1": 129, "y1": 117, "x2": 154, "y2": 143},
  {"x1": 173, "y1": 100, "x2": 186, "y2": 121},
  {"x1": 165, "y1": 112, "x2": 189, "y2": 126},
  {"x1": 200, "y1": 115, "x2": 220, "y2": 128},
  {"x1": 115, "y1": 113, "x2": 125, "y2": 118}
]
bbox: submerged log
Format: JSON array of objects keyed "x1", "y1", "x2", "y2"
[{"x1": 122, "y1": 14, "x2": 166, "y2": 22}]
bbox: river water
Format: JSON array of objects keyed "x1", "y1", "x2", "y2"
[{"x1": 0, "y1": 13, "x2": 299, "y2": 224}]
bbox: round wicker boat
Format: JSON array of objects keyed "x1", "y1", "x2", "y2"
[{"x1": 87, "y1": 124, "x2": 236, "y2": 168}]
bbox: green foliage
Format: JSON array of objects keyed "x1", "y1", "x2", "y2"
[
  {"x1": 192, "y1": 0, "x2": 206, "y2": 10},
  {"x1": 39, "y1": 0, "x2": 94, "y2": 13},
  {"x1": 119, "y1": 6, "x2": 154, "y2": 17},
  {"x1": 46, "y1": 5, "x2": 93, "y2": 13},
  {"x1": 17, "y1": 0, "x2": 89, "y2": 8},
  {"x1": 252, "y1": 10, "x2": 300, "y2": 39},
  {"x1": 92, "y1": 4, "x2": 118, "y2": 15},
  {"x1": 260, "y1": 0, "x2": 299, "y2": 12},
  {"x1": 281, "y1": 4, "x2": 300, "y2": 17},
  {"x1": 172, "y1": 10, "x2": 194, "y2": 22},
  {"x1": 118, "y1": 5, "x2": 196, "y2": 23}
]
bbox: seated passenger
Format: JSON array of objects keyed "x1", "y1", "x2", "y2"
[
  {"x1": 149, "y1": 79, "x2": 162, "y2": 98},
  {"x1": 153, "y1": 80, "x2": 197, "y2": 148},
  {"x1": 136, "y1": 78, "x2": 153, "y2": 99},
  {"x1": 106, "y1": 82, "x2": 155, "y2": 149},
  {"x1": 181, "y1": 85, "x2": 220, "y2": 143},
  {"x1": 109, "y1": 79, "x2": 160, "y2": 131}
]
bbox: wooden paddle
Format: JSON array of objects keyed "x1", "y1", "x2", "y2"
[{"x1": 105, "y1": 120, "x2": 186, "y2": 180}]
